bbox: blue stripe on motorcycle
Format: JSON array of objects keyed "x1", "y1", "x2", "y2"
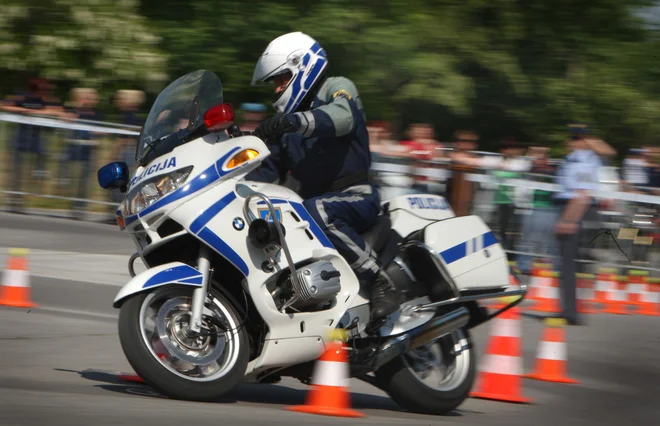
[
  {"x1": 440, "y1": 243, "x2": 466, "y2": 265},
  {"x1": 215, "y1": 146, "x2": 242, "y2": 176},
  {"x1": 143, "y1": 264, "x2": 203, "y2": 289},
  {"x1": 190, "y1": 191, "x2": 237, "y2": 234},
  {"x1": 482, "y1": 231, "x2": 498, "y2": 249},
  {"x1": 123, "y1": 146, "x2": 247, "y2": 225},
  {"x1": 255, "y1": 198, "x2": 334, "y2": 250},
  {"x1": 123, "y1": 163, "x2": 220, "y2": 223},
  {"x1": 289, "y1": 201, "x2": 335, "y2": 249},
  {"x1": 198, "y1": 227, "x2": 250, "y2": 276},
  {"x1": 439, "y1": 231, "x2": 498, "y2": 265}
]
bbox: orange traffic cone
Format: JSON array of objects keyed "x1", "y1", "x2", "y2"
[
  {"x1": 0, "y1": 248, "x2": 37, "y2": 308},
  {"x1": 470, "y1": 299, "x2": 532, "y2": 403},
  {"x1": 524, "y1": 318, "x2": 579, "y2": 384},
  {"x1": 637, "y1": 279, "x2": 660, "y2": 317},
  {"x1": 286, "y1": 340, "x2": 365, "y2": 418},
  {"x1": 528, "y1": 270, "x2": 562, "y2": 314}
]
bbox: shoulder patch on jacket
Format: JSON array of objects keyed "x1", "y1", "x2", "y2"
[{"x1": 332, "y1": 89, "x2": 353, "y2": 100}]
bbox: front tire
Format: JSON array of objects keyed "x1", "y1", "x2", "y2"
[
  {"x1": 375, "y1": 328, "x2": 475, "y2": 415},
  {"x1": 118, "y1": 285, "x2": 249, "y2": 402}
]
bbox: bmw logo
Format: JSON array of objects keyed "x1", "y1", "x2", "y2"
[{"x1": 232, "y1": 217, "x2": 245, "y2": 231}]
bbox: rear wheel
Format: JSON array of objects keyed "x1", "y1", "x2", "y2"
[
  {"x1": 375, "y1": 328, "x2": 475, "y2": 415},
  {"x1": 118, "y1": 285, "x2": 249, "y2": 401}
]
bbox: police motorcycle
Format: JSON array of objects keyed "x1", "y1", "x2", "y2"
[{"x1": 97, "y1": 70, "x2": 526, "y2": 415}]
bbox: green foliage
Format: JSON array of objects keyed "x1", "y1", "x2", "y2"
[{"x1": 0, "y1": 0, "x2": 167, "y2": 101}]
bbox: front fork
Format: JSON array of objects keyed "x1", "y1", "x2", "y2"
[{"x1": 190, "y1": 245, "x2": 212, "y2": 333}]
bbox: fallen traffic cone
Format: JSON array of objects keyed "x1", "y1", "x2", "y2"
[
  {"x1": 286, "y1": 340, "x2": 365, "y2": 418},
  {"x1": 118, "y1": 374, "x2": 145, "y2": 384},
  {"x1": 0, "y1": 248, "x2": 37, "y2": 308},
  {"x1": 470, "y1": 298, "x2": 532, "y2": 403},
  {"x1": 524, "y1": 318, "x2": 579, "y2": 384}
]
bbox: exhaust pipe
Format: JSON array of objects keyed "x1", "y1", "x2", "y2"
[{"x1": 373, "y1": 306, "x2": 470, "y2": 370}]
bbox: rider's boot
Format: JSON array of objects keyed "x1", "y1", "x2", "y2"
[{"x1": 369, "y1": 271, "x2": 400, "y2": 324}]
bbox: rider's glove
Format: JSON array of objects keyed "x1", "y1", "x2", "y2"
[{"x1": 254, "y1": 113, "x2": 300, "y2": 143}]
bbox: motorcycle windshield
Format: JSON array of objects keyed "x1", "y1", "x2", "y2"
[{"x1": 136, "y1": 70, "x2": 224, "y2": 164}]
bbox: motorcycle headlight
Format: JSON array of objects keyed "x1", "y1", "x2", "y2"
[{"x1": 120, "y1": 166, "x2": 194, "y2": 216}]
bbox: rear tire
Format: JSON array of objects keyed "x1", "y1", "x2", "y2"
[
  {"x1": 375, "y1": 328, "x2": 475, "y2": 415},
  {"x1": 118, "y1": 285, "x2": 249, "y2": 402}
]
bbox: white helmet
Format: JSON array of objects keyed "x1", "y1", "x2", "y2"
[{"x1": 251, "y1": 32, "x2": 328, "y2": 114}]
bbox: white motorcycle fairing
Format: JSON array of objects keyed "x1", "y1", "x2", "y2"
[
  {"x1": 113, "y1": 132, "x2": 376, "y2": 374},
  {"x1": 113, "y1": 262, "x2": 204, "y2": 307},
  {"x1": 112, "y1": 127, "x2": 522, "y2": 376}
]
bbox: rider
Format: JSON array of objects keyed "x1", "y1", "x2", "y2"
[{"x1": 246, "y1": 32, "x2": 399, "y2": 326}]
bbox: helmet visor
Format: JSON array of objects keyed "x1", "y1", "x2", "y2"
[{"x1": 251, "y1": 53, "x2": 290, "y2": 86}]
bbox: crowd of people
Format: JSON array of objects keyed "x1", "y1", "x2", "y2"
[
  {"x1": 367, "y1": 122, "x2": 659, "y2": 325},
  {"x1": 0, "y1": 77, "x2": 144, "y2": 214},
  {"x1": 1, "y1": 77, "x2": 658, "y2": 325}
]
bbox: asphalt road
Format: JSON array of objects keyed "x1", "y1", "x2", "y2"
[{"x1": 0, "y1": 212, "x2": 659, "y2": 426}]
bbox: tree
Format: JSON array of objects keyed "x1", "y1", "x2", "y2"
[{"x1": 0, "y1": 0, "x2": 168, "y2": 98}]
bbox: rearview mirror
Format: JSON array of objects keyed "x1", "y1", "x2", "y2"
[{"x1": 98, "y1": 162, "x2": 129, "y2": 191}]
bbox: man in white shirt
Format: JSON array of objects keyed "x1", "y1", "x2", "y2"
[{"x1": 553, "y1": 124, "x2": 615, "y2": 325}]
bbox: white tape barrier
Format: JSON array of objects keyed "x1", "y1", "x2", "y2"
[
  {"x1": 371, "y1": 161, "x2": 660, "y2": 206},
  {"x1": 0, "y1": 190, "x2": 118, "y2": 206},
  {"x1": 1, "y1": 112, "x2": 657, "y2": 206},
  {"x1": 0, "y1": 112, "x2": 140, "y2": 136}
]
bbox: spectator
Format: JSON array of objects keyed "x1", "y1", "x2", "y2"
[
  {"x1": 0, "y1": 77, "x2": 65, "y2": 212},
  {"x1": 400, "y1": 123, "x2": 444, "y2": 193},
  {"x1": 552, "y1": 124, "x2": 615, "y2": 325},
  {"x1": 516, "y1": 146, "x2": 559, "y2": 273},
  {"x1": 113, "y1": 89, "x2": 145, "y2": 172},
  {"x1": 446, "y1": 130, "x2": 481, "y2": 216},
  {"x1": 238, "y1": 103, "x2": 267, "y2": 133},
  {"x1": 483, "y1": 138, "x2": 531, "y2": 252},
  {"x1": 623, "y1": 148, "x2": 651, "y2": 192},
  {"x1": 103, "y1": 89, "x2": 145, "y2": 208},
  {"x1": 57, "y1": 88, "x2": 102, "y2": 216}
]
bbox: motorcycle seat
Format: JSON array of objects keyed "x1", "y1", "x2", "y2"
[{"x1": 360, "y1": 215, "x2": 392, "y2": 254}]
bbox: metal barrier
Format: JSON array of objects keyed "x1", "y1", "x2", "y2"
[
  {"x1": 0, "y1": 111, "x2": 140, "y2": 218},
  {"x1": 1, "y1": 113, "x2": 658, "y2": 274}
]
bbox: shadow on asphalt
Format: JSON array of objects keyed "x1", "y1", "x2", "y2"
[{"x1": 53, "y1": 367, "x2": 464, "y2": 416}]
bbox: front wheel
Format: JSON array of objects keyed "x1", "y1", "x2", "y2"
[
  {"x1": 118, "y1": 285, "x2": 249, "y2": 402},
  {"x1": 374, "y1": 328, "x2": 475, "y2": 415}
]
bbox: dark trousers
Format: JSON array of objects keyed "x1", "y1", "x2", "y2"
[
  {"x1": 558, "y1": 231, "x2": 579, "y2": 322},
  {"x1": 498, "y1": 203, "x2": 518, "y2": 251},
  {"x1": 555, "y1": 203, "x2": 597, "y2": 322},
  {"x1": 303, "y1": 184, "x2": 381, "y2": 283}
]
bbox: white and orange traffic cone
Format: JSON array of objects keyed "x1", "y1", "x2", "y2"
[
  {"x1": 524, "y1": 318, "x2": 579, "y2": 384},
  {"x1": 637, "y1": 278, "x2": 660, "y2": 317},
  {"x1": 0, "y1": 248, "x2": 37, "y2": 308},
  {"x1": 528, "y1": 270, "x2": 562, "y2": 314},
  {"x1": 286, "y1": 339, "x2": 365, "y2": 418},
  {"x1": 593, "y1": 269, "x2": 618, "y2": 313},
  {"x1": 576, "y1": 273, "x2": 598, "y2": 314},
  {"x1": 523, "y1": 263, "x2": 554, "y2": 310},
  {"x1": 470, "y1": 298, "x2": 532, "y2": 403}
]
